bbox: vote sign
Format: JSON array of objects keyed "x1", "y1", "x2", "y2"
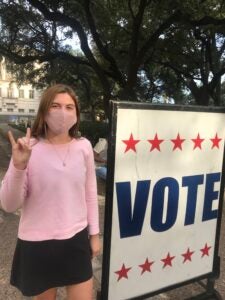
[{"x1": 101, "y1": 103, "x2": 225, "y2": 300}]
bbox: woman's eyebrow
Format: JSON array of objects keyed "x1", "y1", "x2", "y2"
[{"x1": 52, "y1": 102, "x2": 75, "y2": 106}]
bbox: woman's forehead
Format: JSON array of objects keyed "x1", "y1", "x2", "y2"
[{"x1": 52, "y1": 93, "x2": 75, "y2": 105}]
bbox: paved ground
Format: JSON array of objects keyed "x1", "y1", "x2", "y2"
[{"x1": 0, "y1": 124, "x2": 224, "y2": 299}]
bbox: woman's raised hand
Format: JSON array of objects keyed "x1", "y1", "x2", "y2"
[{"x1": 8, "y1": 128, "x2": 32, "y2": 170}]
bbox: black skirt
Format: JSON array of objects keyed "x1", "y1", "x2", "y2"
[{"x1": 10, "y1": 227, "x2": 93, "y2": 297}]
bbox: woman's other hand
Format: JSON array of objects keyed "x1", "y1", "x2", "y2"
[{"x1": 89, "y1": 234, "x2": 101, "y2": 259}]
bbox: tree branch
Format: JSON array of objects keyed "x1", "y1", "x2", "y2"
[
  {"x1": 26, "y1": 0, "x2": 111, "y2": 94},
  {"x1": 181, "y1": 12, "x2": 225, "y2": 26},
  {"x1": 83, "y1": 0, "x2": 125, "y2": 85},
  {"x1": 191, "y1": 16, "x2": 225, "y2": 26},
  {"x1": 137, "y1": 10, "x2": 181, "y2": 65},
  {"x1": 0, "y1": 46, "x2": 91, "y2": 66},
  {"x1": 125, "y1": 0, "x2": 149, "y2": 88},
  {"x1": 219, "y1": 39, "x2": 225, "y2": 56},
  {"x1": 158, "y1": 60, "x2": 200, "y2": 81},
  {"x1": 128, "y1": 0, "x2": 135, "y2": 19},
  {"x1": 209, "y1": 66, "x2": 225, "y2": 91},
  {"x1": 129, "y1": 0, "x2": 148, "y2": 61}
]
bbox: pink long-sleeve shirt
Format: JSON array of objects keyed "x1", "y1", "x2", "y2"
[{"x1": 0, "y1": 137, "x2": 99, "y2": 241}]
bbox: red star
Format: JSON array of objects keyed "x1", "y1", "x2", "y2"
[
  {"x1": 148, "y1": 133, "x2": 164, "y2": 151},
  {"x1": 122, "y1": 133, "x2": 140, "y2": 153},
  {"x1": 161, "y1": 252, "x2": 175, "y2": 268},
  {"x1": 200, "y1": 243, "x2": 212, "y2": 257},
  {"x1": 182, "y1": 247, "x2": 195, "y2": 263},
  {"x1": 191, "y1": 133, "x2": 204, "y2": 150},
  {"x1": 139, "y1": 258, "x2": 154, "y2": 275},
  {"x1": 115, "y1": 263, "x2": 132, "y2": 281},
  {"x1": 210, "y1": 133, "x2": 222, "y2": 149},
  {"x1": 171, "y1": 133, "x2": 185, "y2": 151}
]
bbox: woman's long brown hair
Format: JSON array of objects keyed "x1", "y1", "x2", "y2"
[{"x1": 32, "y1": 84, "x2": 80, "y2": 139}]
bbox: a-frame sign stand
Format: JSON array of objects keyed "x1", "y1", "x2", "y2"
[
  {"x1": 97, "y1": 102, "x2": 225, "y2": 300},
  {"x1": 185, "y1": 253, "x2": 222, "y2": 300},
  {"x1": 185, "y1": 279, "x2": 223, "y2": 300},
  {"x1": 96, "y1": 277, "x2": 223, "y2": 300}
]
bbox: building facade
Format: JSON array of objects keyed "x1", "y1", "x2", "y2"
[
  {"x1": 0, "y1": 57, "x2": 41, "y2": 124},
  {"x1": 0, "y1": 57, "x2": 92, "y2": 124}
]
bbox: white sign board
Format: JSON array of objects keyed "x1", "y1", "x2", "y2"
[{"x1": 101, "y1": 103, "x2": 225, "y2": 300}]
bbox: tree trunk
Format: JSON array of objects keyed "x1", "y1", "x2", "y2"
[
  {"x1": 117, "y1": 84, "x2": 138, "y2": 101},
  {"x1": 214, "y1": 80, "x2": 221, "y2": 106},
  {"x1": 103, "y1": 92, "x2": 112, "y2": 119},
  {"x1": 211, "y1": 78, "x2": 221, "y2": 106},
  {"x1": 188, "y1": 80, "x2": 210, "y2": 105}
]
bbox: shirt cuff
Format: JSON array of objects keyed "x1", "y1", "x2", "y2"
[{"x1": 9, "y1": 163, "x2": 27, "y2": 178}]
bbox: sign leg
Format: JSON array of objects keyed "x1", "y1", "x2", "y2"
[
  {"x1": 185, "y1": 278, "x2": 223, "y2": 300},
  {"x1": 96, "y1": 290, "x2": 101, "y2": 300}
]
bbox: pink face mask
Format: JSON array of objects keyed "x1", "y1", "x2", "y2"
[{"x1": 45, "y1": 109, "x2": 77, "y2": 135}]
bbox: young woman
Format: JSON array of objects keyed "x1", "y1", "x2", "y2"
[{"x1": 0, "y1": 84, "x2": 100, "y2": 300}]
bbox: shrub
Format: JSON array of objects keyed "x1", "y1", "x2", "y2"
[
  {"x1": 79, "y1": 121, "x2": 109, "y2": 145},
  {"x1": 8, "y1": 123, "x2": 26, "y2": 133}
]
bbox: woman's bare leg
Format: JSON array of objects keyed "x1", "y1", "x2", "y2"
[
  {"x1": 33, "y1": 287, "x2": 57, "y2": 300},
  {"x1": 66, "y1": 278, "x2": 93, "y2": 300}
]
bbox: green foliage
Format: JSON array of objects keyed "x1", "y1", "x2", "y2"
[
  {"x1": 1, "y1": 0, "x2": 225, "y2": 109},
  {"x1": 8, "y1": 123, "x2": 27, "y2": 133},
  {"x1": 79, "y1": 121, "x2": 108, "y2": 145}
]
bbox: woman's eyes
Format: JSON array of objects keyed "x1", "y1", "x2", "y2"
[
  {"x1": 50, "y1": 104, "x2": 59, "y2": 108},
  {"x1": 50, "y1": 105, "x2": 74, "y2": 110}
]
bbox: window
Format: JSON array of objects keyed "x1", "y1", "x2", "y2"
[
  {"x1": 29, "y1": 109, "x2": 35, "y2": 113},
  {"x1": 6, "y1": 103, "x2": 14, "y2": 106},
  {"x1": 8, "y1": 88, "x2": 12, "y2": 98},
  {"x1": 29, "y1": 90, "x2": 34, "y2": 99},
  {"x1": 19, "y1": 109, "x2": 25, "y2": 113},
  {"x1": 0, "y1": 108, "x2": 2, "y2": 112},
  {"x1": 7, "y1": 108, "x2": 13, "y2": 112},
  {"x1": 19, "y1": 89, "x2": 24, "y2": 98}
]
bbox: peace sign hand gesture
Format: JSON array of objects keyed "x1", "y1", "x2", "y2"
[{"x1": 8, "y1": 128, "x2": 32, "y2": 170}]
